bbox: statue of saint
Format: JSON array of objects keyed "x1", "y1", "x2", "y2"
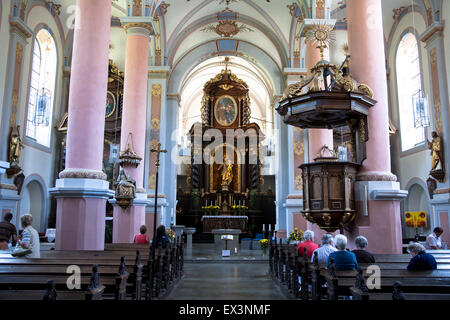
[
  {"x1": 9, "y1": 126, "x2": 23, "y2": 165},
  {"x1": 220, "y1": 160, "x2": 233, "y2": 188},
  {"x1": 115, "y1": 168, "x2": 136, "y2": 199},
  {"x1": 427, "y1": 131, "x2": 442, "y2": 171}
]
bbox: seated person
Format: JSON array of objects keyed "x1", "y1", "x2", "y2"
[
  {"x1": 407, "y1": 242, "x2": 437, "y2": 270},
  {"x1": 327, "y1": 234, "x2": 358, "y2": 270},
  {"x1": 311, "y1": 233, "x2": 336, "y2": 264},
  {"x1": 134, "y1": 225, "x2": 149, "y2": 244},
  {"x1": 352, "y1": 235, "x2": 375, "y2": 263},
  {"x1": 297, "y1": 230, "x2": 318, "y2": 259},
  {"x1": 425, "y1": 227, "x2": 444, "y2": 250}
]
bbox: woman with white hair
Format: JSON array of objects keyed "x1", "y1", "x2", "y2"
[
  {"x1": 17, "y1": 214, "x2": 40, "y2": 258},
  {"x1": 351, "y1": 235, "x2": 375, "y2": 263},
  {"x1": 297, "y1": 230, "x2": 318, "y2": 259},
  {"x1": 326, "y1": 234, "x2": 357, "y2": 270},
  {"x1": 407, "y1": 242, "x2": 437, "y2": 270}
]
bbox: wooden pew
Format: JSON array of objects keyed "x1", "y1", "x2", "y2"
[
  {"x1": 0, "y1": 240, "x2": 184, "y2": 300},
  {"x1": 270, "y1": 244, "x2": 450, "y2": 300}
]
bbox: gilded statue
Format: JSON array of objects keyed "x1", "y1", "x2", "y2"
[
  {"x1": 427, "y1": 131, "x2": 442, "y2": 171},
  {"x1": 9, "y1": 126, "x2": 23, "y2": 165},
  {"x1": 219, "y1": 160, "x2": 233, "y2": 188},
  {"x1": 115, "y1": 168, "x2": 136, "y2": 199}
]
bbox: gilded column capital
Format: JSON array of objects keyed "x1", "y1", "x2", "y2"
[{"x1": 123, "y1": 22, "x2": 154, "y2": 37}]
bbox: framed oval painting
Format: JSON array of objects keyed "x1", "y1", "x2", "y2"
[
  {"x1": 105, "y1": 91, "x2": 116, "y2": 118},
  {"x1": 214, "y1": 95, "x2": 237, "y2": 126}
]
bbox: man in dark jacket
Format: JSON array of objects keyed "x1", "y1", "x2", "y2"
[
  {"x1": 0, "y1": 213, "x2": 18, "y2": 250},
  {"x1": 407, "y1": 242, "x2": 437, "y2": 270}
]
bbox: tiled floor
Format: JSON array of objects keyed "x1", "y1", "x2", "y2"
[{"x1": 166, "y1": 244, "x2": 286, "y2": 300}]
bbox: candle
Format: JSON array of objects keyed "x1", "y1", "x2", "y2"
[
  {"x1": 171, "y1": 208, "x2": 174, "y2": 224},
  {"x1": 263, "y1": 224, "x2": 265, "y2": 232},
  {"x1": 269, "y1": 224, "x2": 271, "y2": 231}
]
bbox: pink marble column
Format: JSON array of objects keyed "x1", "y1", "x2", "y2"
[
  {"x1": 347, "y1": 0, "x2": 392, "y2": 178},
  {"x1": 65, "y1": 0, "x2": 111, "y2": 173},
  {"x1": 347, "y1": 0, "x2": 402, "y2": 254},
  {"x1": 113, "y1": 24, "x2": 152, "y2": 243},
  {"x1": 53, "y1": 0, "x2": 112, "y2": 251},
  {"x1": 305, "y1": 40, "x2": 334, "y2": 161}
]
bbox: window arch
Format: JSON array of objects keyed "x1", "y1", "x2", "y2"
[
  {"x1": 26, "y1": 28, "x2": 57, "y2": 148},
  {"x1": 396, "y1": 32, "x2": 425, "y2": 152}
]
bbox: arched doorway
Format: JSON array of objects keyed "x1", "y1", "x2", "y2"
[{"x1": 20, "y1": 180, "x2": 46, "y2": 232}]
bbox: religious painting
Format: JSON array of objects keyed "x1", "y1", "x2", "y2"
[
  {"x1": 214, "y1": 95, "x2": 237, "y2": 127},
  {"x1": 405, "y1": 211, "x2": 427, "y2": 228},
  {"x1": 106, "y1": 91, "x2": 116, "y2": 118}
]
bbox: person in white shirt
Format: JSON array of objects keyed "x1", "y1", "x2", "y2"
[
  {"x1": 425, "y1": 227, "x2": 444, "y2": 250},
  {"x1": 311, "y1": 233, "x2": 337, "y2": 264},
  {"x1": 18, "y1": 214, "x2": 40, "y2": 258}
]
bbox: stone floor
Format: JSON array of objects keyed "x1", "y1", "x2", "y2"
[{"x1": 166, "y1": 243, "x2": 286, "y2": 300}]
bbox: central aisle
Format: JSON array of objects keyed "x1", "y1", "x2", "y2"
[
  {"x1": 166, "y1": 243, "x2": 286, "y2": 300},
  {"x1": 166, "y1": 262, "x2": 286, "y2": 300}
]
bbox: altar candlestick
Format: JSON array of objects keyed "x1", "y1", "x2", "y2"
[
  {"x1": 269, "y1": 224, "x2": 271, "y2": 232},
  {"x1": 263, "y1": 224, "x2": 265, "y2": 232}
]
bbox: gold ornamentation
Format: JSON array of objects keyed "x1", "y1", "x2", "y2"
[
  {"x1": 152, "y1": 84, "x2": 162, "y2": 97},
  {"x1": 219, "y1": 159, "x2": 234, "y2": 189},
  {"x1": 8, "y1": 125, "x2": 23, "y2": 165},
  {"x1": 294, "y1": 141, "x2": 304, "y2": 156},
  {"x1": 16, "y1": 43, "x2": 23, "y2": 62},
  {"x1": 123, "y1": 22, "x2": 154, "y2": 35},
  {"x1": 148, "y1": 174, "x2": 156, "y2": 189},
  {"x1": 150, "y1": 139, "x2": 160, "y2": 151},
  {"x1": 119, "y1": 145, "x2": 142, "y2": 168},
  {"x1": 295, "y1": 175, "x2": 303, "y2": 190},
  {"x1": 151, "y1": 118, "x2": 160, "y2": 130},
  {"x1": 304, "y1": 24, "x2": 335, "y2": 61},
  {"x1": 219, "y1": 84, "x2": 234, "y2": 91}
]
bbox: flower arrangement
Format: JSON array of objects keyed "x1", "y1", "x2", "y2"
[
  {"x1": 166, "y1": 229, "x2": 175, "y2": 240},
  {"x1": 231, "y1": 205, "x2": 248, "y2": 215},
  {"x1": 288, "y1": 228, "x2": 304, "y2": 243},
  {"x1": 259, "y1": 239, "x2": 270, "y2": 255},
  {"x1": 201, "y1": 205, "x2": 221, "y2": 215}
]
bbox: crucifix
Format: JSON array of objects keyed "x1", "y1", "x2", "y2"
[{"x1": 150, "y1": 142, "x2": 167, "y2": 256}]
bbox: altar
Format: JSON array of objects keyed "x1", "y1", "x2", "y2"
[{"x1": 201, "y1": 216, "x2": 248, "y2": 233}]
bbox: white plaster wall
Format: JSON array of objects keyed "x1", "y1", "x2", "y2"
[
  {"x1": 0, "y1": 0, "x2": 11, "y2": 134},
  {"x1": 387, "y1": 11, "x2": 431, "y2": 191},
  {"x1": 443, "y1": 0, "x2": 450, "y2": 115},
  {"x1": 14, "y1": 5, "x2": 66, "y2": 229}
]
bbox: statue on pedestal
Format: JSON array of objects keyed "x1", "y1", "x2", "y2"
[
  {"x1": 220, "y1": 159, "x2": 233, "y2": 190},
  {"x1": 115, "y1": 168, "x2": 136, "y2": 209},
  {"x1": 428, "y1": 131, "x2": 442, "y2": 171},
  {"x1": 427, "y1": 131, "x2": 445, "y2": 183},
  {"x1": 9, "y1": 125, "x2": 23, "y2": 166}
]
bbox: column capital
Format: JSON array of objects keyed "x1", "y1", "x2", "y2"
[
  {"x1": 420, "y1": 21, "x2": 445, "y2": 44},
  {"x1": 299, "y1": 18, "x2": 336, "y2": 37},
  {"x1": 122, "y1": 17, "x2": 156, "y2": 37},
  {"x1": 148, "y1": 66, "x2": 171, "y2": 79},
  {"x1": 9, "y1": 17, "x2": 33, "y2": 41}
]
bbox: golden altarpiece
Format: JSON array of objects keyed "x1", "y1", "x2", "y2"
[{"x1": 176, "y1": 60, "x2": 275, "y2": 235}]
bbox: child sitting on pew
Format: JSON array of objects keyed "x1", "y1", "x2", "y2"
[{"x1": 134, "y1": 225, "x2": 149, "y2": 244}]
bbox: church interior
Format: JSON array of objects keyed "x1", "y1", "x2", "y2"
[{"x1": 0, "y1": 0, "x2": 450, "y2": 302}]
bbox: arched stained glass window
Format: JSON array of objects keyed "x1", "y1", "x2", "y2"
[
  {"x1": 26, "y1": 28, "x2": 57, "y2": 147},
  {"x1": 396, "y1": 32, "x2": 425, "y2": 152}
]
